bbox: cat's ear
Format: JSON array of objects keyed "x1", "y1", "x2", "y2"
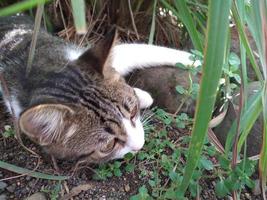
[
  {"x1": 19, "y1": 104, "x2": 75, "y2": 145},
  {"x1": 134, "y1": 88, "x2": 153, "y2": 109},
  {"x1": 77, "y1": 27, "x2": 118, "y2": 76}
]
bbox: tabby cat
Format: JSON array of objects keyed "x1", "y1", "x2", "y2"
[{"x1": 0, "y1": 15, "x2": 197, "y2": 164}]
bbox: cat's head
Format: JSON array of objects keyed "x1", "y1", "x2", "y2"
[{"x1": 19, "y1": 28, "x2": 153, "y2": 164}]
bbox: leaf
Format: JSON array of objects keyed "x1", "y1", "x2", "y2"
[
  {"x1": 179, "y1": 113, "x2": 189, "y2": 121},
  {"x1": 233, "y1": 74, "x2": 241, "y2": 84},
  {"x1": 113, "y1": 168, "x2": 122, "y2": 177},
  {"x1": 229, "y1": 52, "x2": 241, "y2": 66},
  {"x1": 124, "y1": 152, "x2": 134, "y2": 161},
  {"x1": 161, "y1": 0, "x2": 203, "y2": 51},
  {"x1": 125, "y1": 163, "x2": 135, "y2": 173},
  {"x1": 244, "y1": 177, "x2": 255, "y2": 189},
  {"x1": 176, "y1": 119, "x2": 185, "y2": 129},
  {"x1": 199, "y1": 157, "x2": 213, "y2": 170},
  {"x1": 169, "y1": 171, "x2": 178, "y2": 181},
  {"x1": 215, "y1": 180, "x2": 230, "y2": 198},
  {"x1": 70, "y1": 0, "x2": 87, "y2": 34},
  {"x1": 175, "y1": 85, "x2": 186, "y2": 94},
  {"x1": 189, "y1": 180, "x2": 198, "y2": 197},
  {"x1": 177, "y1": 0, "x2": 232, "y2": 196},
  {"x1": 137, "y1": 152, "x2": 147, "y2": 160},
  {"x1": 155, "y1": 109, "x2": 172, "y2": 125},
  {"x1": 0, "y1": 161, "x2": 68, "y2": 180},
  {"x1": 176, "y1": 62, "x2": 188, "y2": 70},
  {"x1": 0, "y1": 0, "x2": 50, "y2": 17},
  {"x1": 148, "y1": 179, "x2": 156, "y2": 187},
  {"x1": 139, "y1": 185, "x2": 148, "y2": 193},
  {"x1": 218, "y1": 155, "x2": 230, "y2": 170},
  {"x1": 113, "y1": 161, "x2": 121, "y2": 168}
]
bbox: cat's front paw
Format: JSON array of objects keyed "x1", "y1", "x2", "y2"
[{"x1": 133, "y1": 88, "x2": 153, "y2": 109}]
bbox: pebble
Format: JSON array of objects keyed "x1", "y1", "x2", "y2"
[
  {"x1": 0, "y1": 194, "x2": 7, "y2": 200},
  {"x1": 0, "y1": 182, "x2": 7, "y2": 190},
  {"x1": 245, "y1": 193, "x2": 251, "y2": 200},
  {"x1": 24, "y1": 192, "x2": 47, "y2": 200},
  {"x1": 252, "y1": 179, "x2": 261, "y2": 195},
  {"x1": 124, "y1": 184, "x2": 130, "y2": 192},
  {"x1": 6, "y1": 184, "x2": 15, "y2": 193}
]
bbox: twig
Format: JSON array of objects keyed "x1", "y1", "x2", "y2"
[
  {"x1": 26, "y1": 3, "x2": 44, "y2": 77},
  {"x1": 58, "y1": 0, "x2": 70, "y2": 41},
  {"x1": 127, "y1": 0, "x2": 140, "y2": 40}
]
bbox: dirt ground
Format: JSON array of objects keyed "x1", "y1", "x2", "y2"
[{"x1": 0, "y1": 100, "x2": 265, "y2": 200}]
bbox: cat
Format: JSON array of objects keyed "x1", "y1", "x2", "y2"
[{"x1": 0, "y1": 15, "x2": 198, "y2": 164}]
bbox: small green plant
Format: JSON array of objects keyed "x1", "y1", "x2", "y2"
[
  {"x1": 215, "y1": 156, "x2": 256, "y2": 198},
  {"x1": 93, "y1": 153, "x2": 136, "y2": 180},
  {"x1": 1, "y1": 125, "x2": 15, "y2": 138},
  {"x1": 41, "y1": 182, "x2": 62, "y2": 200},
  {"x1": 130, "y1": 185, "x2": 152, "y2": 200}
]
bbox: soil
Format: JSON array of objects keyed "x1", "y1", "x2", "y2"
[{"x1": 0, "y1": 101, "x2": 265, "y2": 200}]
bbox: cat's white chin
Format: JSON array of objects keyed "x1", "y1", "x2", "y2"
[{"x1": 114, "y1": 116, "x2": 145, "y2": 159}]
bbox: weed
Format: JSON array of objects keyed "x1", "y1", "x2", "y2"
[
  {"x1": 41, "y1": 182, "x2": 62, "y2": 200},
  {"x1": 1, "y1": 125, "x2": 15, "y2": 138}
]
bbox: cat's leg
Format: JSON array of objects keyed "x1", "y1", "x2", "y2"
[
  {"x1": 111, "y1": 44, "x2": 201, "y2": 76},
  {"x1": 134, "y1": 88, "x2": 153, "y2": 109}
]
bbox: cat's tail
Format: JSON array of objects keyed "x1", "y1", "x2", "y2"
[{"x1": 111, "y1": 44, "x2": 201, "y2": 76}]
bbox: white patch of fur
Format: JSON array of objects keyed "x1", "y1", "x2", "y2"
[
  {"x1": 65, "y1": 125, "x2": 77, "y2": 139},
  {"x1": 3, "y1": 95, "x2": 22, "y2": 118},
  {"x1": 65, "y1": 48, "x2": 84, "y2": 61},
  {"x1": 115, "y1": 116, "x2": 145, "y2": 158},
  {"x1": 111, "y1": 44, "x2": 201, "y2": 75},
  {"x1": 0, "y1": 29, "x2": 29, "y2": 50},
  {"x1": 134, "y1": 88, "x2": 153, "y2": 109}
]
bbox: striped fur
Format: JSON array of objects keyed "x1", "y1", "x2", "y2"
[
  {"x1": 0, "y1": 15, "x2": 196, "y2": 165},
  {"x1": 0, "y1": 15, "x2": 145, "y2": 164}
]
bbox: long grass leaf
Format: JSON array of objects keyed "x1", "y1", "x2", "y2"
[
  {"x1": 237, "y1": 90, "x2": 262, "y2": 153},
  {"x1": 232, "y1": 2, "x2": 263, "y2": 83},
  {"x1": 70, "y1": 0, "x2": 87, "y2": 34},
  {"x1": 26, "y1": 3, "x2": 44, "y2": 77},
  {"x1": 160, "y1": 0, "x2": 203, "y2": 51},
  {"x1": 176, "y1": 0, "x2": 231, "y2": 197},
  {"x1": 0, "y1": 0, "x2": 50, "y2": 17},
  {"x1": 246, "y1": 1, "x2": 264, "y2": 67},
  {"x1": 0, "y1": 160, "x2": 68, "y2": 180},
  {"x1": 224, "y1": 91, "x2": 262, "y2": 155},
  {"x1": 148, "y1": 0, "x2": 157, "y2": 44},
  {"x1": 260, "y1": 1, "x2": 267, "y2": 198}
]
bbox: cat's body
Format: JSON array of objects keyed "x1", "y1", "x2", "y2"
[{"x1": 0, "y1": 15, "x2": 197, "y2": 164}]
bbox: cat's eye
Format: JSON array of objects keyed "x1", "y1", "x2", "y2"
[
  {"x1": 130, "y1": 105, "x2": 138, "y2": 120},
  {"x1": 100, "y1": 139, "x2": 116, "y2": 153}
]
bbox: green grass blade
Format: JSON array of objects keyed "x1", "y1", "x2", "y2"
[
  {"x1": 260, "y1": 2, "x2": 267, "y2": 198},
  {"x1": 148, "y1": 0, "x2": 157, "y2": 44},
  {"x1": 261, "y1": 85, "x2": 267, "y2": 199},
  {"x1": 232, "y1": 2, "x2": 263, "y2": 83},
  {"x1": 0, "y1": 0, "x2": 50, "y2": 17},
  {"x1": 176, "y1": 0, "x2": 231, "y2": 197},
  {"x1": 237, "y1": 90, "x2": 262, "y2": 153},
  {"x1": 26, "y1": 3, "x2": 44, "y2": 77},
  {"x1": 70, "y1": 0, "x2": 87, "y2": 34},
  {"x1": 160, "y1": 0, "x2": 203, "y2": 51},
  {"x1": 245, "y1": 1, "x2": 264, "y2": 67},
  {"x1": 0, "y1": 160, "x2": 68, "y2": 180},
  {"x1": 224, "y1": 91, "x2": 262, "y2": 155},
  {"x1": 237, "y1": 0, "x2": 248, "y2": 107}
]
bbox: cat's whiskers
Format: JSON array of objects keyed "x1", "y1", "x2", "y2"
[{"x1": 140, "y1": 109, "x2": 154, "y2": 130}]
